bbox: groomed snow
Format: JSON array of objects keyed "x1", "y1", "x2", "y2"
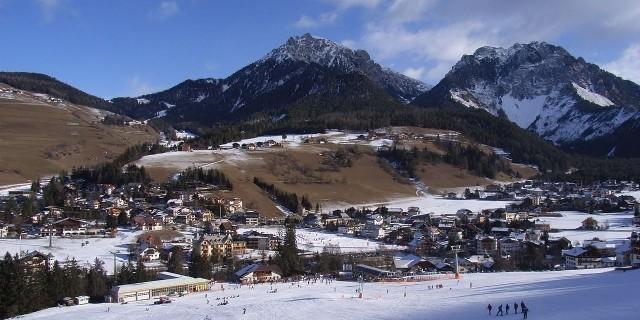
[
  {"x1": 18, "y1": 268, "x2": 640, "y2": 319},
  {"x1": 238, "y1": 227, "x2": 405, "y2": 253}
]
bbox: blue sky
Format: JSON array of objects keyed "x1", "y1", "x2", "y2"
[{"x1": 1, "y1": 0, "x2": 640, "y2": 98}]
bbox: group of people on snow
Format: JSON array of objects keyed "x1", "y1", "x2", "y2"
[{"x1": 487, "y1": 301, "x2": 529, "y2": 319}]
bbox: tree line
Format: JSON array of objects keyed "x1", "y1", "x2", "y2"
[
  {"x1": 0, "y1": 254, "x2": 110, "y2": 319},
  {"x1": 378, "y1": 141, "x2": 513, "y2": 179},
  {"x1": 253, "y1": 177, "x2": 300, "y2": 213},
  {"x1": 71, "y1": 143, "x2": 167, "y2": 186},
  {"x1": 171, "y1": 167, "x2": 233, "y2": 190}
]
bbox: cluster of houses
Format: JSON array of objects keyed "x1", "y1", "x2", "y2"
[
  {"x1": 456, "y1": 180, "x2": 639, "y2": 212},
  {"x1": 292, "y1": 180, "x2": 640, "y2": 275},
  {"x1": 2, "y1": 174, "x2": 639, "y2": 286}
]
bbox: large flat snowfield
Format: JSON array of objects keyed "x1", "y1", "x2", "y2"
[{"x1": 17, "y1": 268, "x2": 639, "y2": 320}]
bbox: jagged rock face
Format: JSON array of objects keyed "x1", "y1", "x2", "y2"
[
  {"x1": 262, "y1": 34, "x2": 430, "y2": 102},
  {"x1": 414, "y1": 42, "x2": 640, "y2": 147},
  {"x1": 108, "y1": 34, "x2": 429, "y2": 124}
]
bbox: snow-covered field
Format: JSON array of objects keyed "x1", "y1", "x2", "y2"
[
  {"x1": 18, "y1": 268, "x2": 640, "y2": 320},
  {"x1": 0, "y1": 229, "x2": 141, "y2": 272},
  {"x1": 0, "y1": 182, "x2": 32, "y2": 196},
  {"x1": 238, "y1": 227, "x2": 405, "y2": 253},
  {"x1": 542, "y1": 210, "x2": 634, "y2": 231},
  {"x1": 541, "y1": 210, "x2": 636, "y2": 242},
  {"x1": 218, "y1": 130, "x2": 391, "y2": 149},
  {"x1": 325, "y1": 194, "x2": 514, "y2": 216}
]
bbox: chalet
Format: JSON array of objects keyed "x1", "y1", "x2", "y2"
[
  {"x1": 219, "y1": 221, "x2": 238, "y2": 235},
  {"x1": 244, "y1": 233, "x2": 282, "y2": 250},
  {"x1": 563, "y1": 246, "x2": 616, "y2": 269},
  {"x1": 476, "y1": 236, "x2": 498, "y2": 255},
  {"x1": 138, "y1": 246, "x2": 161, "y2": 262},
  {"x1": 353, "y1": 264, "x2": 398, "y2": 280},
  {"x1": 361, "y1": 223, "x2": 386, "y2": 239},
  {"x1": 40, "y1": 218, "x2": 102, "y2": 237},
  {"x1": 0, "y1": 223, "x2": 7, "y2": 238},
  {"x1": 498, "y1": 237, "x2": 522, "y2": 257},
  {"x1": 180, "y1": 144, "x2": 192, "y2": 152},
  {"x1": 132, "y1": 214, "x2": 163, "y2": 231},
  {"x1": 466, "y1": 255, "x2": 495, "y2": 271},
  {"x1": 244, "y1": 211, "x2": 260, "y2": 226},
  {"x1": 235, "y1": 263, "x2": 282, "y2": 284},
  {"x1": 174, "y1": 213, "x2": 195, "y2": 225},
  {"x1": 392, "y1": 253, "x2": 429, "y2": 273},
  {"x1": 19, "y1": 251, "x2": 55, "y2": 271},
  {"x1": 226, "y1": 198, "x2": 243, "y2": 213},
  {"x1": 193, "y1": 234, "x2": 246, "y2": 258}
]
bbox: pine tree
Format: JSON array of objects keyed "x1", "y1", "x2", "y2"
[
  {"x1": 167, "y1": 247, "x2": 186, "y2": 275},
  {"x1": 48, "y1": 260, "x2": 66, "y2": 304},
  {"x1": 276, "y1": 222, "x2": 300, "y2": 276},
  {"x1": 117, "y1": 210, "x2": 129, "y2": 226},
  {"x1": 134, "y1": 259, "x2": 150, "y2": 283},
  {"x1": 86, "y1": 258, "x2": 108, "y2": 302},
  {"x1": 64, "y1": 258, "x2": 86, "y2": 298}
]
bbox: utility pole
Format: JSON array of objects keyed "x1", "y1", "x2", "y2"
[
  {"x1": 452, "y1": 245, "x2": 462, "y2": 280},
  {"x1": 48, "y1": 217, "x2": 54, "y2": 248},
  {"x1": 110, "y1": 251, "x2": 118, "y2": 278}
]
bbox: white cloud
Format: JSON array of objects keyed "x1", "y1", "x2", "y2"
[
  {"x1": 340, "y1": 39, "x2": 357, "y2": 49},
  {"x1": 328, "y1": 0, "x2": 381, "y2": 10},
  {"x1": 363, "y1": 21, "x2": 493, "y2": 63},
  {"x1": 295, "y1": 12, "x2": 337, "y2": 28},
  {"x1": 150, "y1": 1, "x2": 179, "y2": 20},
  {"x1": 603, "y1": 44, "x2": 640, "y2": 83},
  {"x1": 386, "y1": 0, "x2": 435, "y2": 25},
  {"x1": 36, "y1": 0, "x2": 61, "y2": 22},
  {"x1": 402, "y1": 67, "x2": 424, "y2": 80},
  {"x1": 128, "y1": 76, "x2": 156, "y2": 97}
]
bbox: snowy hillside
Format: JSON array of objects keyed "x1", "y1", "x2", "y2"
[
  {"x1": 414, "y1": 41, "x2": 640, "y2": 148},
  {"x1": 17, "y1": 268, "x2": 640, "y2": 319},
  {"x1": 261, "y1": 33, "x2": 430, "y2": 101}
]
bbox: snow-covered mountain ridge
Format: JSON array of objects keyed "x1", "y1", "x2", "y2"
[
  {"x1": 108, "y1": 34, "x2": 429, "y2": 123},
  {"x1": 414, "y1": 42, "x2": 640, "y2": 147}
]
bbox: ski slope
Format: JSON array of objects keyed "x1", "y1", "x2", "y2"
[{"x1": 18, "y1": 268, "x2": 639, "y2": 320}]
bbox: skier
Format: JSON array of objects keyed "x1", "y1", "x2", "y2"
[
  {"x1": 487, "y1": 304, "x2": 493, "y2": 315},
  {"x1": 243, "y1": 307, "x2": 247, "y2": 314},
  {"x1": 514, "y1": 302, "x2": 518, "y2": 314},
  {"x1": 522, "y1": 305, "x2": 529, "y2": 319},
  {"x1": 496, "y1": 304, "x2": 503, "y2": 316},
  {"x1": 520, "y1": 301, "x2": 526, "y2": 311},
  {"x1": 505, "y1": 304, "x2": 510, "y2": 315}
]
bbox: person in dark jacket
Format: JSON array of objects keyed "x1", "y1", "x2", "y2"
[
  {"x1": 505, "y1": 304, "x2": 510, "y2": 315},
  {"x1": 522, "y1": 305, "x2": 529, "y2": 319},
  {"x1": 496, "y1": 304, "x2": 503, "y2": 316},
  {"x1": 514, "y1": 302, "x2": 519, "y2": 314},
  {"x1": 487, "y1": 304, "x2": 493, "y2": 315}
]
